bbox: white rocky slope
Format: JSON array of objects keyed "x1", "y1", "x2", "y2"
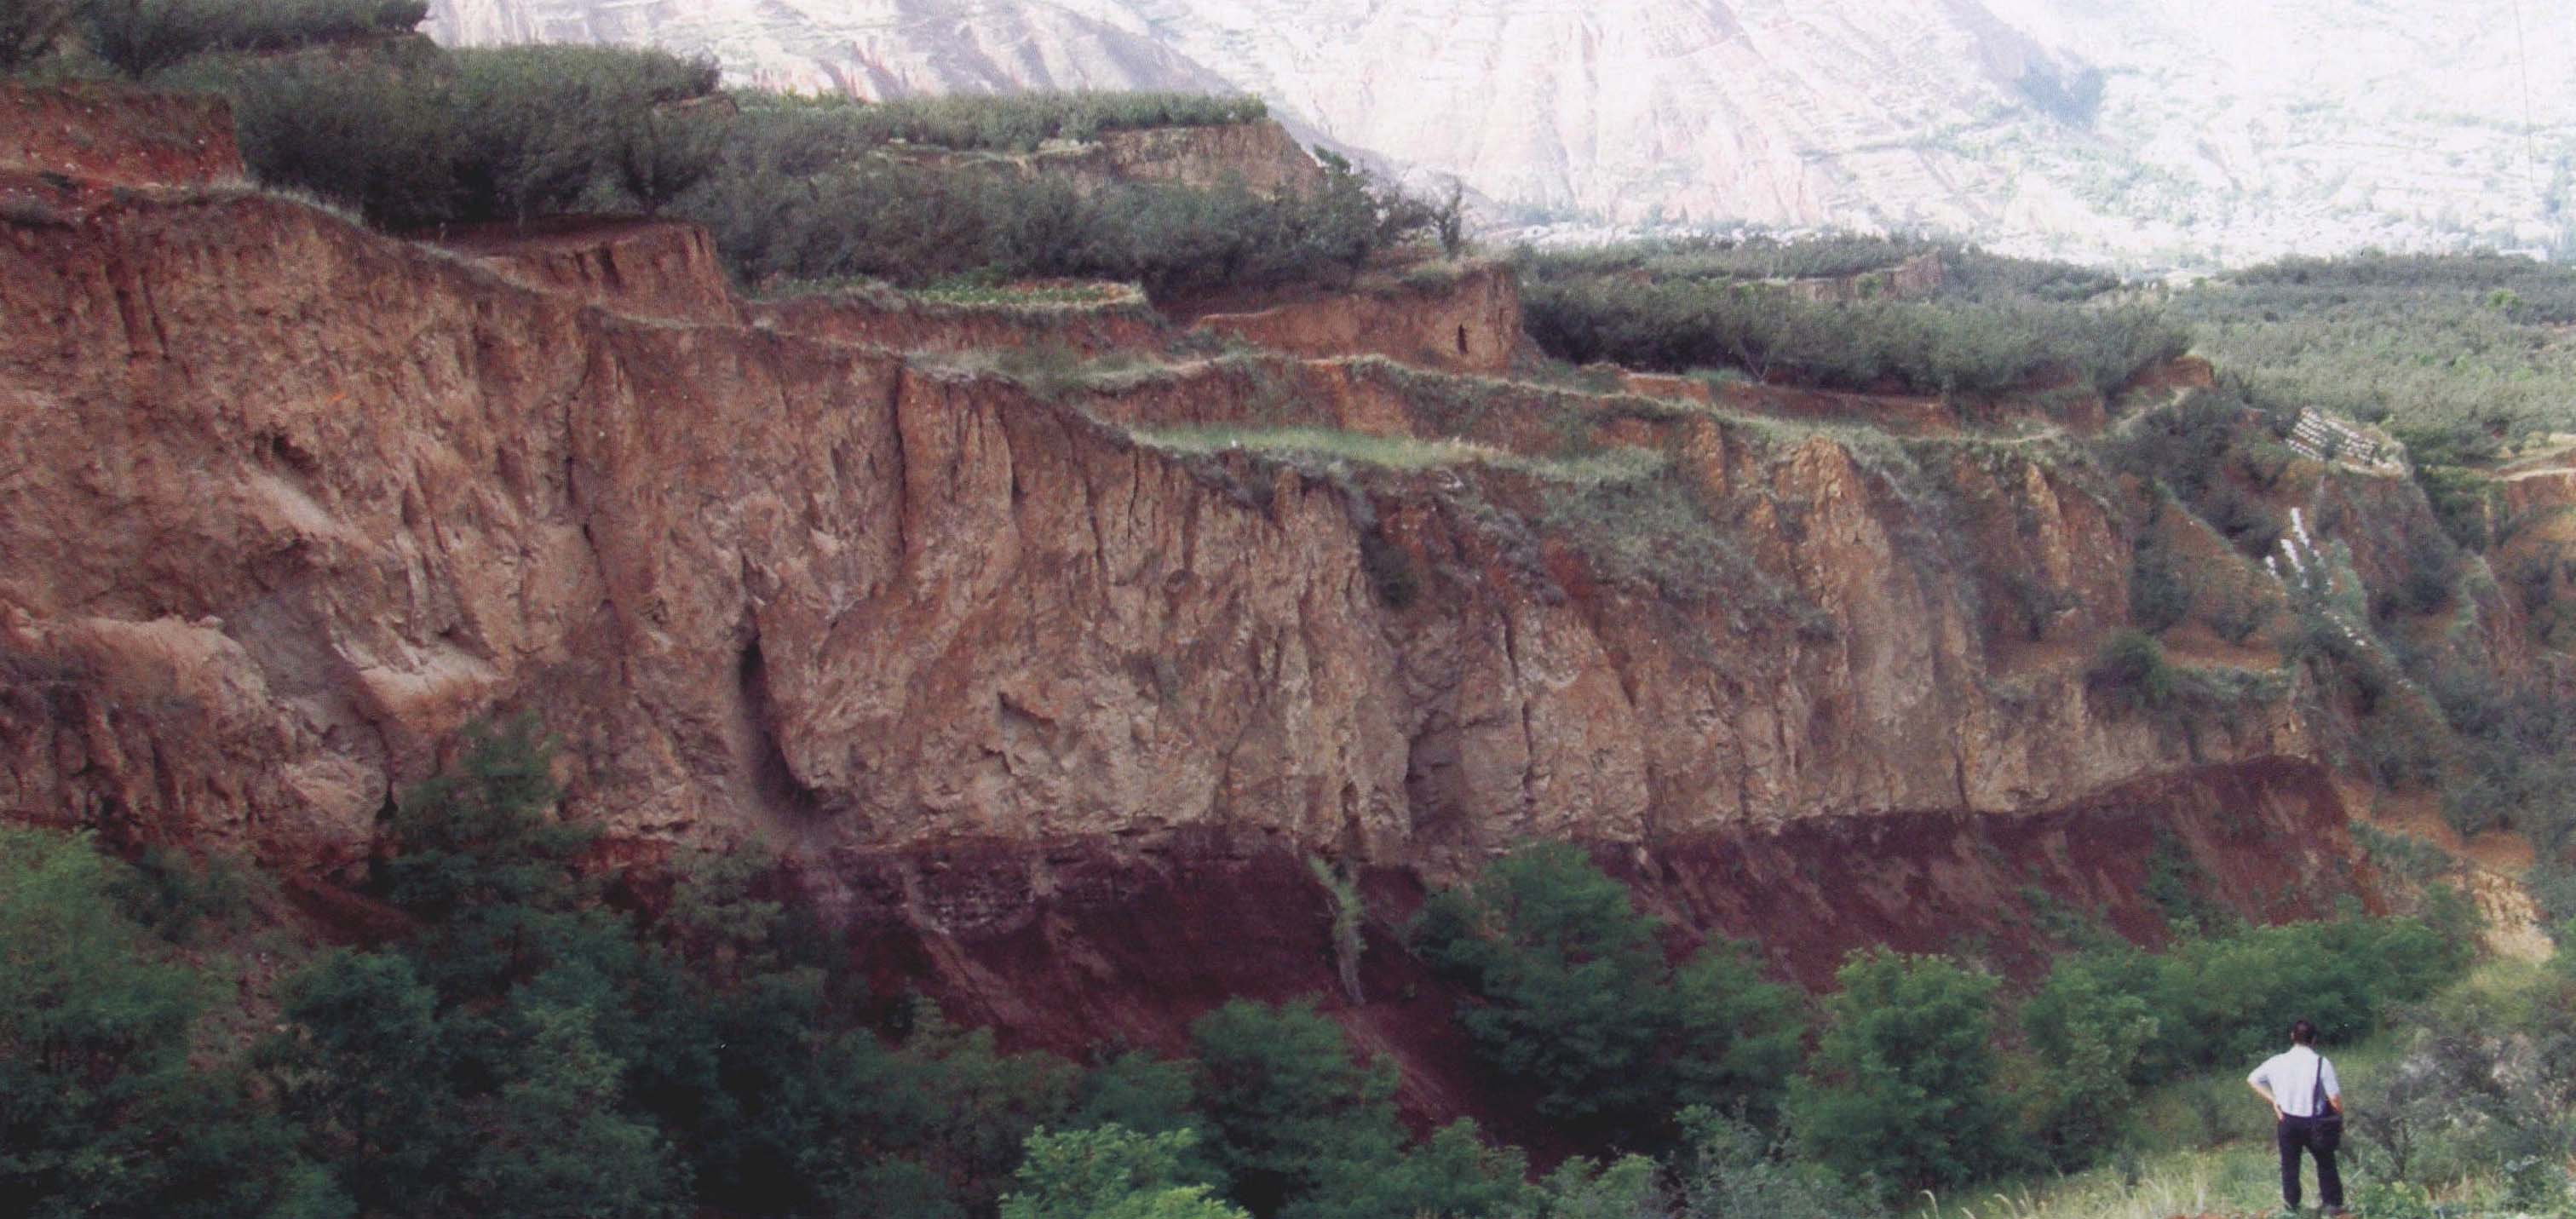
[{"x1": 426, "y1": 0, "x2": 2576, "y2": 268}]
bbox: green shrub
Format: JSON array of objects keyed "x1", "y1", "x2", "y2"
[
  {"x1": 1001, "y1": 1126, "x2": 1245, "y2": 1219},
  {"x1": 1186, "y1": 999, "x2": 1403, "y2": 1217},
  {"x1": 1786, "y1": 951, "x2": 2015, "y2": 1193},
  {"x1": 446, "y1": 44, "x2": 722, "y2": 223},
  {"x1": 2349, "y1": 823, "x2": 2453, "y2": 887},
  {"x1": 1517, "y1": 267, "x2": 2184, "y2": 396},
  {"x1": 733, "y1": 90, "x2": 1268, "y2": 155},
  {"x1": 2129, "y1": 537, "x2": 2188, "y2": 634},
  {"x1": 1521, "y1": 1153, "x2": 1662, "y2": 1219},
  {"x1": 2088, "y1": 630, "x2": 2176, "y2": 712},
  {"x1": 2030, "y1": 911, "x2": 2470, "y2": 1095},
  {"x1": 1285, "y1": 1120, "x2": 1530, "y2": 1219},
  {"x1": 0, "y1": 0, "x2": 75, "y2": 67},
  {"x1": 2178, "y1": 253, "x2": 2576, "y2": 442},
  {"x1": 83, "y1": 0, "x2": 427, "y2": 78},
  {"x1": 1412, "y1": 843, "x2": 1804, "y2": 1146},
  {"x1": 170, "y1": 51, "x2": 460, "y2": 228},
  {"x1": 263, "y1": 950, "x2": 457, "y2": 1216},
  {"x1": 689, "y1": 135, "x2": 1429, "y2": 295},
  {"x1": 1675, "y1": 1107, "x2": 1878, "y2": 1219},
  {"x1": 172, "y1": 43, "x2": 722, "y2": 229},
  {"x1": 166, "y1": 42, "x2": 1415, "y2": 295},
  {"x1": 111, "y1": 842, "x2": 264, "y2": 943},
  {"x1": 374, "y1": 717, "x2": 598, "y2": 990},
  {"x1": 1513, "y1": 233, "x2": 1926, "y2": 283},
  {"x1": 1, "y1": 828, "x2": 313, "y2": 1219},
  {"x1": 2017, "y1": 957, "x2": 2160, "y2": 1161}
]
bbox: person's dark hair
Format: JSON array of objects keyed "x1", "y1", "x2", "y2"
[{"x1": 2291, "y1": 1019, "x2": 2317, "y2": 1045}]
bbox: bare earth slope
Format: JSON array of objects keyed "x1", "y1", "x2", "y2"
[{"x1": 1, "y1": 92, "x2": 2385, "y2": 1131}]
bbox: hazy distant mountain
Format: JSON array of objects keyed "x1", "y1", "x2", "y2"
[{"x1": 425, "y1": 0, "x2": 2576, "y2": 268}]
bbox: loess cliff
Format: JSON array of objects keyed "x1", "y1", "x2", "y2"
[{"x1": 0, "y1": 87, "x2": 2425, "y2": 1132}]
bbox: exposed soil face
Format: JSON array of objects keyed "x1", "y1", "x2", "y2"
[
  {"x1": 428, "y1": 216, "x2": 743, "y2": 325},
  {"x1": 0, "y1": 82, "x2": 240, "y2": 188},
  {"x1": 0, "y1": 87, "x2": 2446, "y2": 1146},
  {"x1": 1094, "y1": 122, "x2": 1327, "y2": 196},
  {"x1": 1181, "y1": 262, "x2": 1525, "y2": 374},
  {"x1": 835, "y1": 757, "x2": 2360, "y2": 1144}
]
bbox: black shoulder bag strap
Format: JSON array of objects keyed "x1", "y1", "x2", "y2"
[{"x1": 2310, "y1": 1054, "x2": 2344, "y2": 1147}]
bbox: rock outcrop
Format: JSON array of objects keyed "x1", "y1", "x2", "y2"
[
  {"x1": 433, "y1": 216, "x2": 744, "y2": 326},
  {"x1": 0, "y1": 177, "x2": 2332, "y2": 892},
  {"x1": 1091, "y1": 121, "x2": 1325, "y2": 196},
  {"x1": 1, "y1": 92, "x2": 2393, "y2": 1130},
  {"x1": 2, "y1": 83, "x2": 240, "y2": 189},
  {"x1": 1184, "y1": 262, "x2": 1524, "y2": 375}
]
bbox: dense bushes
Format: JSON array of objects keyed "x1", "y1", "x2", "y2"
[
  {"x1": 1520, "y1": 273, "x2": 2186, "y2": 396},
  {"x1": 1514, "y1": 233, "x2": 1930, "y2": 283},
  {"x1": 166, "y1": 44, "x2": 724, "y2": 228},
  {"x1": 175, "y1": 722, "x2": 1120, "y2": 1219},
  {"x1": 999, "y1": 1127, "x2": 1245, "y2": 1219},
  {"x1": 1787, "y1": 952, "x2": 2016, "y2": 1192},
  {"x1": 2176, "y1": 251, "x2": 2576, "y2": 442},
  {"x1": 2348, "y1": 962, "x2": 2576, "y2": 1208},
  {"x1": 139, "y1": 38, "x2": 1423, "y2": 295},
  {"x1": 0, "y1": 0, "x2": 74, "y2": 68},
  {"x1": 1510, "y1": 233, "x2": 2175, "y2": 395},
  {"x1": 1412, "y1": 843, "x2": 1804, "y2": 1146},
  {"x1": 1507, "y1": 235, "x2": 2121, "y2": 304},
  {"x1": 2010, "y1": 906, "x2": 2474, "y2": 1173},
  {"x1": 44, "y1": 9, "x2": 1385, "y2": 295},
  {"x1": 724, "y1": 89, "x2": 1268, "y2": 154},
  {"x1": 2088, "y1": 630, "x2": 2177, "y2": 711},
  {"x1": 688, "y1": 147, "x2": 1432, "y2": 296},
  {"x1": 0, "y1": 828, "x2": 322, "y2": 1219},
  {"x1": 9, "y1": 724, "x2": 1617, "y2": 1219},
  {"x1": 79, "y1": 0, "x2": 426, "y2": 76},
  {"x1": 0, "y1": 731, "x2": 2506, "y2": 1219}
]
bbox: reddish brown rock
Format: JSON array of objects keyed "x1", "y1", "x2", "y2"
[
  {"x1": 0, "y1": 90, "x2": 2399, "y2": 1136},
  {"x1": 431, "y1": 216, "x2": 744, "y2": 326},
  {"x1": 1185, "y1": 262, "x2": 1524, "y2": 374},
  {"x1": 0, "y1": 82, "x2": 240, "y2": 188},
  {"x1": 1094, "y1": 121, "x2": 1327, "y2": 195}
]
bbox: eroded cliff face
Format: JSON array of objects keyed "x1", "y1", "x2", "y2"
[
  {"x1": 2, "y1": 96, "x2": 2378, "y2": 1127},
  {"x1": 6, "y1": 188, "x2": 2301, "y2": 865},
  {"x1": 1182, "y1": 262, "x2": 1525, "y2": 375},
  {"x1": 2, "y1": 83, "x2": 239, "y2": 191}
]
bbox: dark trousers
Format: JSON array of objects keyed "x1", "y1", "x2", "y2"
[{"x1": 2278, "y1": 1114, "x2": 2343, "y2": 1210}]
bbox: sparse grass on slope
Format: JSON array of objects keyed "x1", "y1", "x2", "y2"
[
  {"x1": 1914, "y1": 1145, "x2": 2284, "y2": 1219},
  {"x1": 1133, "y1": 424, "x2": 1667, "y2": 485}
]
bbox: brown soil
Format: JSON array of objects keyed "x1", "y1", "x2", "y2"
[
  {"x1": 0, "y1": 83, "x2": 2504, "y2": 1166},
  {"x1": 837, "y1": 759, "x2": 2361, "y2": 1152},
  {"x1": 1, "y1": 82, "x2": 240, "y2": 188},
  {"x1": 425, "y1": 214, "x2": 743, "y2": 325}
]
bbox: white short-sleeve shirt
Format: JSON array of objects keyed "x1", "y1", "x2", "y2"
[{"x1": 2250, "y1": 1044, "x2": 2340, "y2": 1117}]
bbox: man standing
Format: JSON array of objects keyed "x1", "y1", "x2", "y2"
[{"x1": 2249, "y1": 1019, "x2": 2344, "y2": 1214}]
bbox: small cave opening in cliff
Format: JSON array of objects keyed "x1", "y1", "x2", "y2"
[
  {"x1": 736, "y1": 635, "x2": 825, "y2": 822},
  {"x1": 1455, "y1": 325, "x2": 1469, "y2": 357}
]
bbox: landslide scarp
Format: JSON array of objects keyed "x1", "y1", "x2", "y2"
[
  {"x1": 1, "y1": 83, "x2": 2489, "y2": 1132},
  {"x1": 2, "y1": 89, "x2": 2323, "y2": 889}
]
